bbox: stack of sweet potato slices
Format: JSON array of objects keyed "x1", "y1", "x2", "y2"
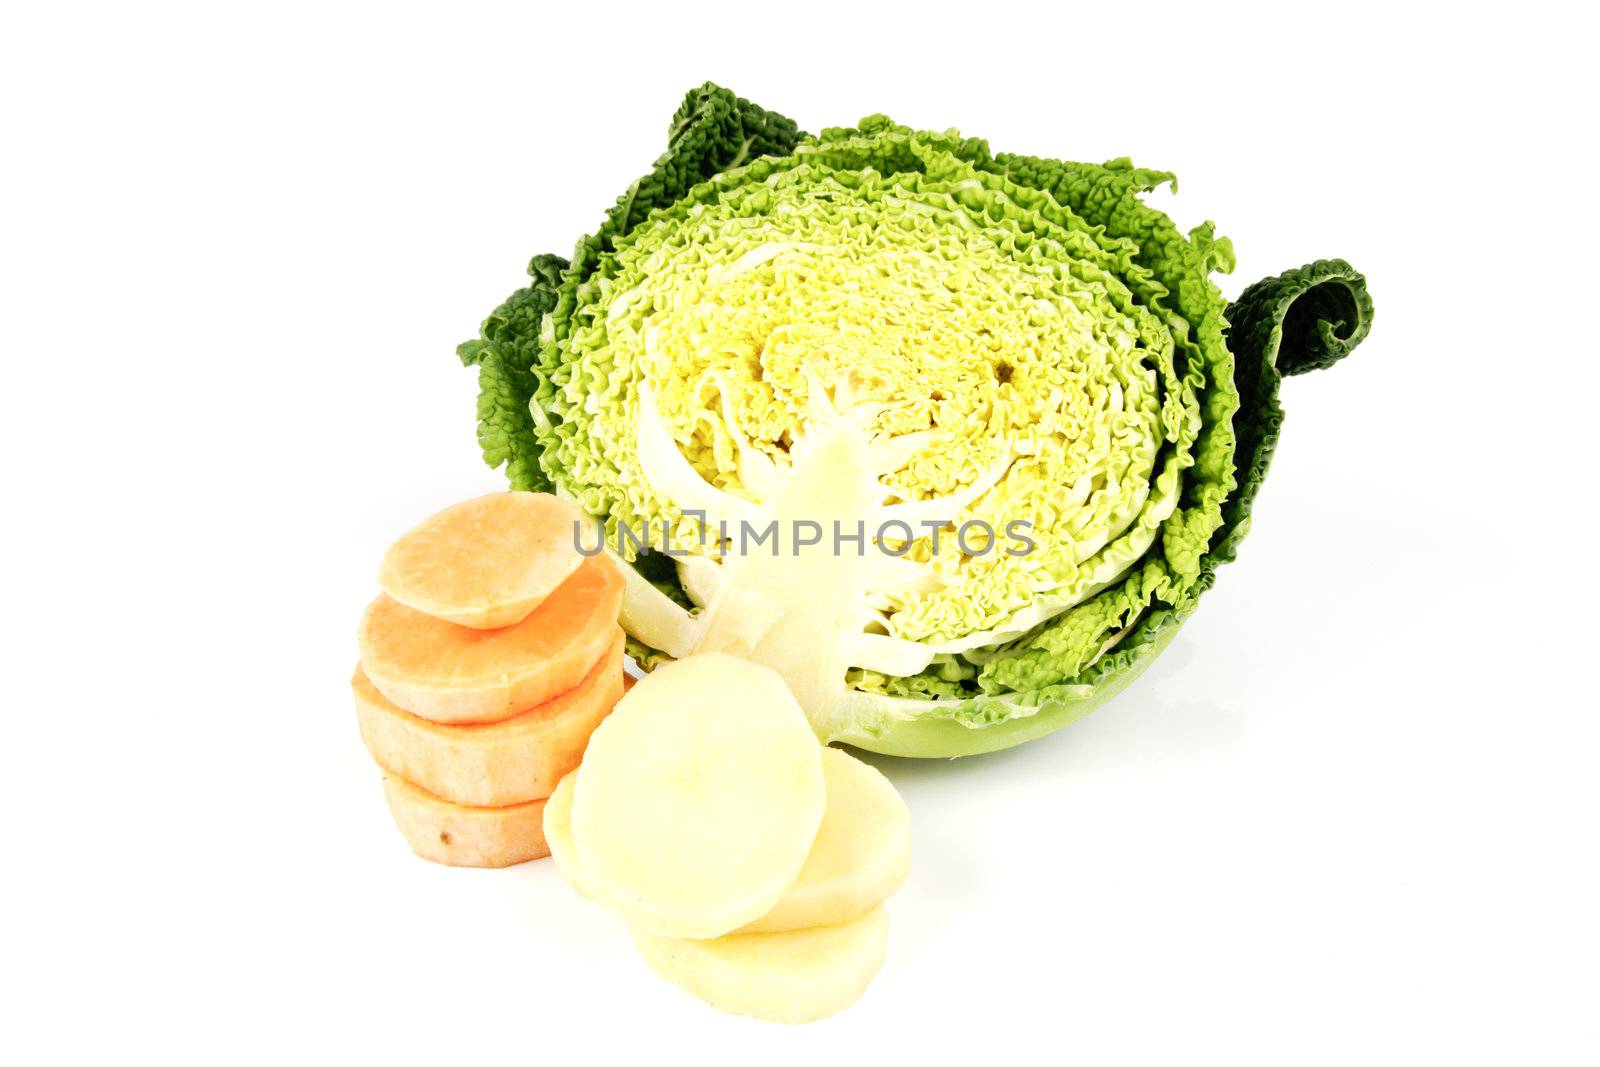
[{"x1": 354, "y1": 492, "x2": 626, "y2": 867}]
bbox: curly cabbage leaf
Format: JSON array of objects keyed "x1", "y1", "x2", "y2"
[{"x1": 459, "y1": 84, "x2": 1373, "y2": 756}]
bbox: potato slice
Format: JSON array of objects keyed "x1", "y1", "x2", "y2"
[
  {"x1": 378, "y1": 491, "x2": 588, "y2": 630},
  {"x1": 631, "y1": 906, "x2": 889, "y2": 1024},
  {"x1": 381, "y1": 775, "x2": 549, "y2": 868},
  {"x1": 359, "y1": 553, "x2": 623, "y2": 723},
  {"x1": 542, "y1": 772, "x2": 591, "y2": 898},
  {"x1": 737, "y1": 747, "x2": 909, "y2": 933},
  {"x1": 572, "y1": 653, "x2": 825, "y2": 939},
  {"x1": 354, "y1": 629, "x2": 624, "y2": 806},
  {"x1": 549, "y1": 747, "x2": 909, "y2": 930}
]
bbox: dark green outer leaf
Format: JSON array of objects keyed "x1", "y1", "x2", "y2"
[
  {"x1": 1197, "y1": 258, "x2": 1374, "y2": 587},
  {"x1": 1091, "y1": 260, "x2": 1373, "y2": 713},
  {"x1": 455, "y1": 253, "x2": 568, "y2": 491}
]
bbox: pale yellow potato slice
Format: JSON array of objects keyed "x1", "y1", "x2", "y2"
[
  {"x1": 631, "y1": 906, "x2": 889, "y2": 1024},
  {"x1": 550, "y1": 746, "x2": 909, "y2": 929},
  {"x1": 542, "y1": 771, "x2": 591, "y2": 899},
  {"x1": 737, "y1": 747, "x2": 909, "y2": 933},
  {"x1": 571, "y1": 653, "x2": 825, "y2": 939}
]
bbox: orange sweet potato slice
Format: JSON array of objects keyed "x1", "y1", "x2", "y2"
[
  {"x1": 359, "y1": 552, "x2": 623, "y2": 723},
  {"x1": 354, "y1": 628, "x2": 624, "y2": 807},
  {"x1": 382, "y1": 775, "x2": 549, "y2": 868},
  {"x1": 378, "y1": 492, "x2": 589, "y2": 630}
]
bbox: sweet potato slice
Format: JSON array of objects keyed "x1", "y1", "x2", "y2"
[
  {"x1": 378, "y1": 492, "x2": 588, "y2": 630},
  {"x1": 631, "y1": 906, "x2": 889, "y2": 1024},
  {"x1": 572, "y1": 654, "x2": 825, "y2": 939},
  {"x1": 381, "y1": 775, "x2": 550, "y2": 868},
  {"x1": 354, "y1": 629, "x2": 624, "y2": 807},
  {"x1": 359, "y1": 553, "x2": 623, "y2": 723}
]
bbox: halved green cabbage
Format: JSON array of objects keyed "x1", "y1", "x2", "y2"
[{"x1": 459, "y1": 84, "x2": 1372, "y2": 756}]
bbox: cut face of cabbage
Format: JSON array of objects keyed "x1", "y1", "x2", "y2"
[
  {"x1": 540, "y1": 129, "x2": 1214, "y2": 744},
  {"x1": 464, "y1": 86, "x2": 1373, "y2": 755},
  {"x1": 558, "y1": 159, "x2": 1193, "y2": 648}
]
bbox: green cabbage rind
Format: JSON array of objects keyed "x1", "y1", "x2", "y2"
[{"x1": 457, "y1": 84, "x2": 1373, "y2": 757}]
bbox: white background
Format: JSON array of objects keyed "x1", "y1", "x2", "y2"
[{"x1": 4, "y1": 2, "x2": 1596, "y2": 1063}]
